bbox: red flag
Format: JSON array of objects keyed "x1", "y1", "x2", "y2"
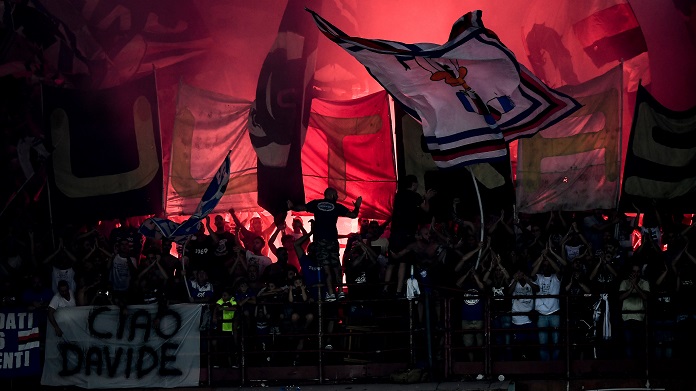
[
  {"x1": 573, "y1": 3, "x2": 647, "y2": 68},
  {"x1": 303, "y1": 91, "x2": 397, "y2": 220}
]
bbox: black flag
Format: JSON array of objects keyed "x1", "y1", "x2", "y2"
[{"x1": 248, "y1": 0, "x2": 319, "y2": 217}]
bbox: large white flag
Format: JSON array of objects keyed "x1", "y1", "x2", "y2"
[
  {"x1": 309, "y1": 9, "x2": 580, "y2": 168},
  {"x1": 41, "y1": 304, "x2": 202, "y2": 388}
]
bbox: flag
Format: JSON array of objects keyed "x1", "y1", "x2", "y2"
[
  {"x1": 5, "y1": 0, "x2": 211, "y2": 88},
  {"x1": 394, "y1": 103, "x2": 513, "y2": 218},
  {"x1": 572, "y1": 3, "x2": 647, "y2": 68},
  {"x1": 517, "y1": 0, "x2": 653, "y2": 196},
  {"x1": 42, "y1": 73, "x2": 162, "y2": 222},
  {"x1": 0, "y1": 310, "x2": 41, "y2": 379},
  {"x1": 166, "y1": 82, "x2": 256, "y2": 216},
  {"x1": 394, "y1": 104, "x2": 438, "y2": 196},
  {"x1": 249, "y1": 0, "x2": 319, "y2": 217},
  {"x1": 141, "y1": 154, "x2": 230, "y2": 243},
  {"x1": 521, "y1": 0, "x2": 648, "y2": 89},
  {"x1": 302, "y1": 90, "x2": 396, "y2": 219},
  {"x1": 516, "y1": 65, "x2": 622, "y2": 213},
  {"x1": 620, "y1": 85, "x2": 696, "y2": 213},
  {"x1": 308, "y1": 9, "x2": 580, "y2": 169}
]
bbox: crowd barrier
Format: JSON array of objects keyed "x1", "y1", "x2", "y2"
[{"x1": 1, "y1": 288, "x2": 694, "y2": 388}]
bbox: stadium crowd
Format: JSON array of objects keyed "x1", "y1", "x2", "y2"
[{"x1": 2, "y1": 175, "x2": 696, "y2": 368}]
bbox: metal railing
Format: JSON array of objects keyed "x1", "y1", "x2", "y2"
[{"x1": 200, "y1": 286, "x2": 695, "y2": 386}]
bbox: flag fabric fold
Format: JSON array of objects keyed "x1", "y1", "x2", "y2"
[{"x1": 308, "y1": 9, "x2": 580, "y2": 168}]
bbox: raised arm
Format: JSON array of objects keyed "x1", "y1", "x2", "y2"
[
  {"x1": 43, "y1": 238, "x2": 66, "y2": 265},
  {"x1": 205, "y1": 216, "x2": 219, "y2": 243},
  {"x1": 546, "y1": 239, "x2": 567, "y2": 267},
  {"x1": 293, "y1": 223, "x2": 313, "y2": 259},
  {"x1": 496, "y1": 209, "x2": 516, "y2": 236},
  {"x1": 472, "y1": 269, "x2": 485, "y2": 290},
  {"x1": 229, "y1": 208, "x2": 252, "y2": 238},
  {"x1": 355, "y1": 240, "x2": 378, "y2": 264},
  {"x1": 137, "y1": 259, "x2": 158, "y2": 280},
  {"x1": 80, "y1": 239, "x2": 98, "y2": 263},
  {"x1": 422, "y1": 189, "x2": 436, "y2": 212},
  {"x1": 345, "y1": 196, "x2": 362, "y2": 219},
  {"x1": 455, "y1": 267, "x2": 473, "y2": 288},
  {"x1": 454, "y1": 242, "x2": 483, "y2": 272},
  {"x1": 268, "y1": 225, "x2": 283, "y2": 257},
  {"x1": 589, "y1": 257, "x2": 603, "y2": 281},
  {"x1": 530, "y1": 253, "x2": 544, "y2": 276},
  {"x1": 572, "y1": 222, "x2": 591, "y2": 249},
  {"x1": 286, "y1": 200, "x2": 307, "y2": 212}
]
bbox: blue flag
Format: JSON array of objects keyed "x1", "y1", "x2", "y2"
[{"x1": 140, "y1": 153, "x2": 230, "y2": 243}]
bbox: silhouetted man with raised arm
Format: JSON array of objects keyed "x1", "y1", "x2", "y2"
[{"x1": 288, "y1": 187, "x2": 361, "y2": 301}]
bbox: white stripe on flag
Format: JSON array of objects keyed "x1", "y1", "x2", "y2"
[
  {"x1": 18, "y1": 327, "x2": 40, "y2": 338},
  {"x1": 19, "y1": 341, "x2": 40, "y2": 351}
]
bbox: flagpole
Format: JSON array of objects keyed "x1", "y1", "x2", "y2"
[
  {"x1": 40, "y1": 83, "x2": 56, "y2": 249},
  {"x1": 153, "y1": 65, "x2": 167, "y2": 219},
  {"x1": 616, "y1": 59, "x2": 624, "y2": 212},
  {"x1": 614, "y1": 60, "x2": 625, "y2": 241},
  {"x1": 0, "y1": 175, "x2": 33, "y2": 219},
  {"x1": 467, "y1": 166, "x2": 485, "y2": 268}
]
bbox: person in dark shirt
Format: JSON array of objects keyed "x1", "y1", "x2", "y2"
[
  {"x1": 385, "y1": 175, "x2": 436, "y2": 296},
  {"x1": 288, "y1": 187, "x2": 361, "y2": 301},
  {"x1": 184, "y1": 224, "x2": 214, "y2": 275},
  {"x1": 262, "y1": 247, "x2": 297, "y2": 288},
  {"x1": 484, "y1": 254, "x2": 513, "y2": 360},
  {"x1": 294, "y1": 228, "x2": 323, "y2": 302},
  {"x1": 206, "y1": 214, "x2": 238, "y2": 287}
]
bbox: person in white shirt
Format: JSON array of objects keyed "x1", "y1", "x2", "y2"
[
  {"x1": 48, "y1": 280, "x2": 76, "y2": 337},
  {"x1": 531, "y1": 251, "x2": 562, "y2": 361},
  {"x1": 509, "y1": 269, "x2": 538, "y2": 360},
  {"x1": 619, "y1": 263, "x2": 650, "y2": 359},
  {"x1": 108, "y1": 239, "x2": 138, "y2": 314}
]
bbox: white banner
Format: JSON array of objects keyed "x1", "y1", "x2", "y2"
[{"x1": 41, "y1": 304, "x2": 202, "y2": 389}]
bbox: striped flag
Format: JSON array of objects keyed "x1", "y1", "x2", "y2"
[
  {"x1": 620, "y1": 85, "x2": 696, "y2": 213},
  {"x1": 17, "y1": 327, "x2": 41, "y2": 351},
  {"x1": 308, "y1": 9, "x2": 580, "y2": 168}
]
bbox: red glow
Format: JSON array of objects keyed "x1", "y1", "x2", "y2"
[{"x1": 631, "y1": 229, "x2": 642, "y2": 251}]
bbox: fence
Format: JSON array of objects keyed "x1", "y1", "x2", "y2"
[
  {"x1": 2, "y1": 288, "x2": 695, "y2": 388},
  {"x1": 200, "y1": 286, "x2": 695, "y2": 386}
]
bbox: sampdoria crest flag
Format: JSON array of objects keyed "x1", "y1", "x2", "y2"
[{"x1": 308, "y1": 9, "x2": 580, "y2": 168}]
